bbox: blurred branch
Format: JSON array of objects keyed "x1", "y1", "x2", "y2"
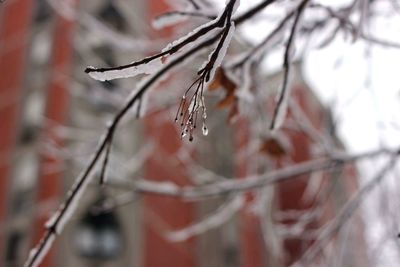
[
  {"x1": 103, "y1": 146, "x2": 400, "y2": 201},
  {"x1": 270, "y1": 0, "x2": 309, "y2": 130},
  {"x1": 295, "y1": 155, "x2": 399, "y2": 266}
]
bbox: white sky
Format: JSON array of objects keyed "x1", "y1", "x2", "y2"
[{"x1": 304, "y1": 17, "x2": 400, "y2": 153}]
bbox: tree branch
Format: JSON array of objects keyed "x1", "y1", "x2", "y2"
[
  {"x1": 270, "y1": 0, "x2": 309, "y2": 130},
  {"x1": 24, "y1": 26, "x2": 220, "y2": 267}
]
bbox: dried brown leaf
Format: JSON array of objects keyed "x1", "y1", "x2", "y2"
[
  {"x1": 216, "y1": 92, "x2": 235, "y2": 108},
  {"x1": 208, "y1": 68, "x2": 223, "y2": 91},
  {"x1": 259, "y1": 137, "x2": 287, "y2": 158}
]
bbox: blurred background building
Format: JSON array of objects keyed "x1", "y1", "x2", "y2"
[{"x1": 0, "y1": 1, "x2": 369, "y2": 267}]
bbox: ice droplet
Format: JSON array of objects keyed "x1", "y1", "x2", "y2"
[
  {"x1": 202, "y1": 125, "x2": 209, "y2": 136},
  {"x1": 181, "y1": 131, "x2": 187, "y2": 138}
]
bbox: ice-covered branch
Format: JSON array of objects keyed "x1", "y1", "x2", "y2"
[
  {"x1": 310, "y1": 2, "x2": 400, "y2": 49},
  {"x1": 229, "y1": 7, "x2": 296, "y2": 69},
  {"x1": 270, "y1": 0, "x2": 309, "y2": 130},
  {"x1": 175, "y1": 0, "x2": 238, "y2": 140},
  {"x1": 26, "y1": 0, "x2": 295, "y2": 263},
  {"x1": 84, "y1": 0, "x2": 278, "y2": 81},
  {"x1": 24, "y1": 27, "x2": 220, "y2": 267},
  {"x1": 153, "y1": 10, "x2": 215, "y2": 30},
  {"x1": 85, "y1": 0, "x2": 238, "y2": 81},
  {"x1": 111, "y1": 147, "x2": 399, "y2": 201},
  {"x1": 295, "y1": 155, "x2": 399, "y2": 266},
  {"x1": 166, "y1": 195, "x2": 244, "y2": 242}
]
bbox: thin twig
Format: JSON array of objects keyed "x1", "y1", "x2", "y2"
[
  {"x1": 188, "y1": 0, "x2": 201, "y2": 10},
  {"x1": 234, "y1": 0, "x2": 278, "y2": 24},
  {"x1": 270, "y1": 0, "x2": 309, "y2": 130},
  {"x1": 107, "y1": 147, "x2": 400, "y2": 202},
  {"x1": 99, "y1": 135, "x2": 113, "y2": 186},
  {"x1": 230, "y1": 8, "x2": 296, "y2": 69},
  {"x1": 85, "y1": 0, "x2": 277, "y2": 76},
  {"x1": 295, "y1": 154, "x2": 399, "y2": 266}
]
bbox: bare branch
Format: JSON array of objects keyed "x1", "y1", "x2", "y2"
[
  {"x1": 166, "y1": 195, "x2": 244, "y2": 242},
  {"x1": 296, "y1": 155, "x2": 399, "y2": 266},
  {"x1": 109, "y1": 147, "x2": 400, "y2": 200},
  {"x1": 270, "y1": 0, "x2": 309, "y2": 130},
  {"x1": 24, "y1": 26, "x2": 220, "y2": 267},
  {"x1": 84, "y1": 0, "x2": 278, "y2": 80}
]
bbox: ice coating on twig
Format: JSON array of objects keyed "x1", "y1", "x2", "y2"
[
  {"x1": 24, "y1": 234, "x2": 56, "y2": 267},
  {"x1": 87, "y1": 58, "x2": 163, "y2": 81},
  {"x1": 161, "y1": 17, "x2": 221, "y2": 54},
  {"x1": 230, "y1": 0, "x2": 240, "y2": 14},
  {"x1": 161, "y1": 0, "x2": 238, "y2": 55},
  {"x1": 208, "y1": 23, "x2": 236, "y2": 82}
]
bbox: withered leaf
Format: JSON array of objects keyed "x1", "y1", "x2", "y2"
[
  {"x1": 227, "y1": 101, "x2": 239, "y2": 124},
  {"x1": 208, "y1": 67, "x2": 238, "y2": 109},
  {"x1": 259, "y1": 137, "x2": 287, "y2": 158},
  {"x1": 208, "y1": 68, "x2": 223, "y2": 91}
]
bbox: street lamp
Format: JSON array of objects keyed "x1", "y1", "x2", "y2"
[{"x1": 73, "y1": 199, "x2": 123, "y2": 265}]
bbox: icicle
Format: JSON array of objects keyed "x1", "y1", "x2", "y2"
[{"x1": 202, "y1": 123, "x2": 209, "y2": 136}]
